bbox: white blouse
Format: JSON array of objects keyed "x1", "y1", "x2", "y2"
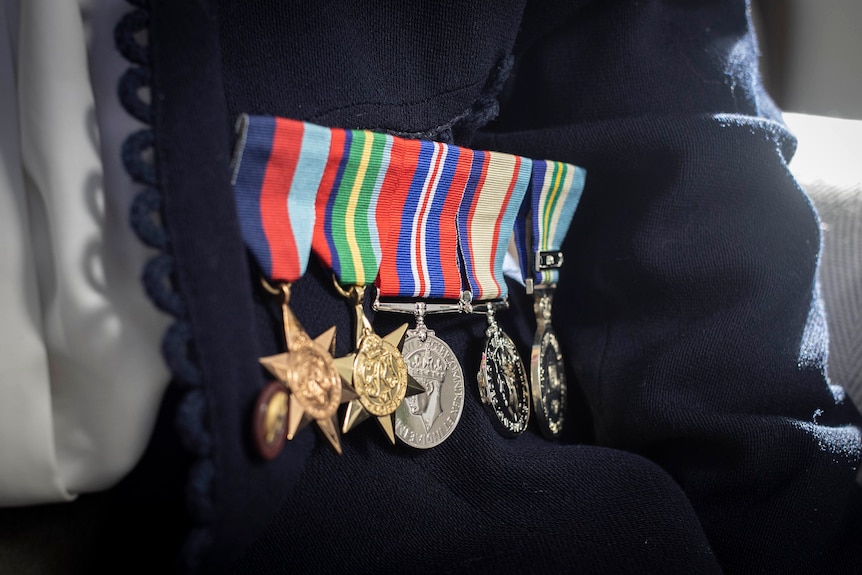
[{"x1": 0, "y1": 0, "x2": 169, "y2": 505}]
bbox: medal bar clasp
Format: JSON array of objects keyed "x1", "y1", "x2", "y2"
[
  {"x1": 535, "y1": 250, "x2": 564, "y2": 271},
  {"x1": 373, "y1": 287, "x2": 467, "y2": 315},
  {"x1": 468, "y1": 297, "x2": 509, "y2": 316},
  {"x1": 373, "y1": 299, "x2": 463, "y2": 315}
]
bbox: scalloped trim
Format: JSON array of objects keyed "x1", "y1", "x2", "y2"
[{"x1": 115, "y1": 1, "x2": 213, "y2": 571}]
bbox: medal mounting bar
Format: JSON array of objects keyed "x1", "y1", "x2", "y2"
[{"x1": 535, "y1": 250, "x2": 564, "y2": 271}]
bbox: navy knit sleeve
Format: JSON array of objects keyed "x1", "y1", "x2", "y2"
[{"x1": 474, "y1": 0, "x2": 862, "y2": 571}]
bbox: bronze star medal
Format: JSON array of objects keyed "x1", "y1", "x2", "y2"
[
  {"x1": 332, "y1": 281, "x2": 423, "y2": 444},
  {"x1": 253, "y1": 281, "x2": 345, "y2": 456}
]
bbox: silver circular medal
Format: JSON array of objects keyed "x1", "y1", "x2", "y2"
[
  {"x1": 477, "y1": 324, "x2": 530, "y2": 437},
  {"x1": 530, "y1": 324, "x2": 566, "y2": 439},
  {"x1": 395, "y1": 329, "x2": 464, "y2": 449}
]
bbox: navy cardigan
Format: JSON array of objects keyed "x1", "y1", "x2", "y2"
[{"x1": 103, "y1": 0, "x2": 862, "y2": 573}]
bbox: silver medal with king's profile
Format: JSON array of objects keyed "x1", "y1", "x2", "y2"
[{"x1": 395, "y1": 328, "x2": 464, "y2": 449}]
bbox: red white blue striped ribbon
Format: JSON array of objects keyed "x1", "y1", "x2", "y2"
[
  {"x1": 376, "y1": 139, "x2": 472, "y2": 300},
  {"x1": 231, "y1": 114, "x2": 550, "y2": 301}
]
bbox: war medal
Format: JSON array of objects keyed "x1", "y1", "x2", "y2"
[
  {"x1": 332, "y1": 281, "x2": 415, "y2": 443},
  {"x1": 310, "y1": 126, "x2": 421, "y2": 444},
  {"x1": 529, "y1": 286, "x2": 565, "y2": 438},
  {"x1": 373, "y1": 298, "x2": 467, "y2": 449},
  {"x1": 231, "y1": 114, "x2": 345, "y2": 457},
  {"x1": 455, "y1": 150, "x2": 533, "y2": 437},
  {"x1": 372, "y1": 138, "x2": 477, "y2": 448},
  {"x1": 398, "y1": 319, "x2": 465, "y2": 448},
  {"x1": 514, "y1": 159, "x2": 586, "y2": 439},
  {"x1": 474, "y1": 298, "x2": 531, "y2": 437},
  {"x1": 257, "y1": 281, "x2": 342, "y2": 455}
]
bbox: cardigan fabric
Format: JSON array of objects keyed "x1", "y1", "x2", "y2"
[{"x1": 90, "y1": 0, "x2": 862, "y2": 573}]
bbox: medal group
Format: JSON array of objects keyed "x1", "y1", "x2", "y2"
[{"x1": 230, "y1": 114, "x2": 586, "y2": 458}]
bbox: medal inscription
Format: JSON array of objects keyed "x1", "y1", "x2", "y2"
[
  {"x1": 531, "y1": 326, "x2": 566, "y2": 438},
  {"x1": 354, "y1": 332, "x2": 408, "y2": 416},
  {"x1": 477, "y1": 326, "x2": 530, "y2": 437},
  {"x1": 284, "y1": 332, "x2": 342, "y2": 420},
  {"x1": 395, "y1": 331, "x2": 464, "y2": 449}
]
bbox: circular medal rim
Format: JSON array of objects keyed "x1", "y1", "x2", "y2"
[
  {"x1": 395, "y1": 331, "x2": 465, "y2": 449},
  {"x1": 478, "y1": 328, "x2": 530, "y2": 438},
  {"x1": 530, "y1": 324, "x2": 567, "y2": 439},
  {"x1": 252, "y1": 381, "x2": 289, "y2": 460}
]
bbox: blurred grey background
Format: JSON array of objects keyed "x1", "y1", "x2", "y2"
[{"x1": 754, "y1": 0, "x2": 862, "y2": 120}]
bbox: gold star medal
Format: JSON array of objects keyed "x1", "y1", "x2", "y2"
[
  {"x1": 229, "y1": 113, "x2": 347, "y2": 457},
  {"x1": 308, "y1": 126, "x2": 425, "y2": 444},
  {"x1": 330, "y1": 281, "x2": 424, "y2": 444},
  {"x1": 256, "y1": 280, "x2": 344, "y2": 455}
]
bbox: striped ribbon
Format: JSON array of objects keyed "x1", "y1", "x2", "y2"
[
  {"x1": 231, "y1": 115, "x2": 329, "y2": 282},
  {"x1": 457, "y1": 151, "x2": 532, "y2": 301},
  {"x1": 312, "y1": 127, "x2": 396, "y2": 287},
  {"x1": 231, "y1": 114, "x2": 560, "y2": 298},
  {"x1": 514, "y1": 159, "x2": 587, "y2": 286},
  {"x1": 376, "y1": 139, "x2": 472, "y2": 299}
]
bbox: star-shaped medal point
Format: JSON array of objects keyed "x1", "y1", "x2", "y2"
[
  {"x1": 334, "y1": 322, "x2": 424, "y2": 444},
  {"x1": 259, "y1": 302, "x2": 350, "y2": 455}
]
